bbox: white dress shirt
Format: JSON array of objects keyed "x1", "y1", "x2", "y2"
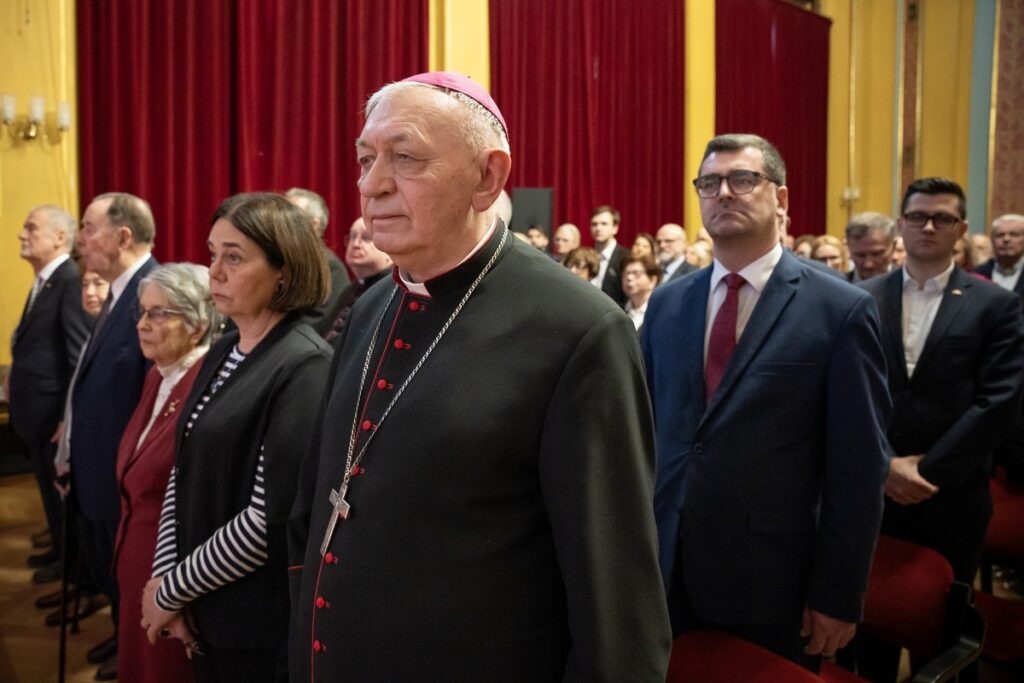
[
  {"x1": 592, "y1": 240, "x2": 619, "y2": 289},
  {"x1": 704, "y1": 244, "x2": 783, "y2": 363},
  {"x1": 992, "y1": 254, "x2": 1024, "y2": 292},
  {"x1": 901, "y1": 262, "x2": 954, "y2": 377}
]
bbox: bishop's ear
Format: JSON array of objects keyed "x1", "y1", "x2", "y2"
[{"x1": 471, "y1": 149, "x2": 512, "y2": 213}]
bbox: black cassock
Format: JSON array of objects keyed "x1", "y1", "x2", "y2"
[{"x1": 289, "y1": 226, "x2": 671, "y2": 682}]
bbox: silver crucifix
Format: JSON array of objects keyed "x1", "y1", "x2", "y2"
[{"x1": 319, "y1": 484, "x2": 351, "y2": 556}]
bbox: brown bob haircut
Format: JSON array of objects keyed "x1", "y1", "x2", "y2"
[{"x1": 211, "y1": 192, "x2": 330, "y2": 312}]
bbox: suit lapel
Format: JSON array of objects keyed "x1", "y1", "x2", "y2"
[
  {"x1": 13, "y1": 261, "x2": 66, "y2": 345},
  {"x1": 78, "y1": 259, "x2": 153, "y2": 374},
  {"x1": 675, "y1": 268, "x2": 712, "y2": 413},
  {"x1": 879, "y1": 270, "x2": 909, "y2": 387},
  {"x1": 914, "y1": 268, "x2": 972, "y2": 375},
  {"x1": 700, "y1": 252, "x2": 798, "y2": 426}
]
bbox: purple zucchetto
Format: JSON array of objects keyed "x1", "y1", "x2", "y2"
[{"x1": 401, "y1": 71, "x2": 507, "y2": 136}]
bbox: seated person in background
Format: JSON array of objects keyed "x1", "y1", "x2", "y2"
[
  {"x1": 325, "y1": 217, "x2": 393, "y2": 345},
  {"x1": 970, "y1": 232, "x2": 993, "y2": 265},
  {"x1": 845, "y1": 212, "x2": 896, "y2": 282},
  {"x1": 811, "y1": 234, "x2": 847, "y2": 272},
  {"x1": 792, "y1": 234, "x2": 815, "y2": 259},
  {"x1": 81, "y1": 270, "x2": 111, "y2": 317},
  {"x1": 620, "y1": 255, "x2": 660, "y2": 330},
  {"x1": 891, "y1": 235, "x2": 907, "y2": 267},
  {"x1": 563, "y1": 246, "x2": 601, "y2": 281},
  {"x1": 686, "y1": 240, "x2": 713, "y2": 268},
  {"x1": 525, "y1": 224, "x2": 550, "y2": 253},
  {"x1": 657, "y1": 223, "x2": 697, "y2": 283},
  {"x1": 953, "y1": 235, "x2": 977, "y2": 272},
  {"x1": 552, "y1": 223, "x2": 581, "y2": 262},
  {"x1": 632, "y1": 232, "x2": 658, "y2": 260},
  {"x1": 115, "y1": 263, "x2": 220, "y2": 683}
]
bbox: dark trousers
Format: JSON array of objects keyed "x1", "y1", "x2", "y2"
[
  {"x1": 28, "y1": 436, "x2": 63, "y2": 554},
  {"x1": 77, "y1": 512, "x2": 119, "y2": 623},
  {"x1": 668, "y1": 560, "x2": 821, "y2": 673}
]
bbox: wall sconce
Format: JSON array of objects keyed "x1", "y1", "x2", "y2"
[{"x1": 1, "y1": 94, "x2": 72, "y2": 144}]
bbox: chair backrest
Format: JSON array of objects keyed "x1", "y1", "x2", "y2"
[
  {"x1": 667, "y1": 630, "x2": 822, "y2": 682},
  {"x1": 861, "y1": 535, "x2": 954, "y2": 657}
]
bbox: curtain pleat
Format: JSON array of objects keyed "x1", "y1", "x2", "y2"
[{"x1": 77, "y1": 0, "x2": 428, "y2": 264}]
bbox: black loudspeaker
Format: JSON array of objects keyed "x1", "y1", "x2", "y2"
[{"x1": 510, "y1": 188, "x2": 553, "y2": 235}]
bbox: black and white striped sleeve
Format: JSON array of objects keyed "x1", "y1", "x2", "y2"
[{"x1": 153, "y1": 448, "x2": 269, "y2": 612}]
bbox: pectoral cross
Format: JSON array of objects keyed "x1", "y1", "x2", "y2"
[{"x1": 319, "y1": 484, "x2": 351, "y2": 557}]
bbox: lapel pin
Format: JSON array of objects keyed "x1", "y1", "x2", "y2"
[{"x1": 951, "y1": 289, "x2": 962, "y2": 296}]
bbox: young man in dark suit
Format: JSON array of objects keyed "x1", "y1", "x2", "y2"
[
  {"x1": 590, "y1": 204, "x2": 631, "y2": 304},
  {"x1": 8, "y1": 205, "x2": 92, "y2": 577},
  {"x1": 860, "y1": 180, "x2": 1024, "y2": 581},
  {"x1": 642, "y1": 133, "x2": 891, "y2": 672},
  {"x1": 55, "y1": 192, "x2": 158, "y2": 681}
]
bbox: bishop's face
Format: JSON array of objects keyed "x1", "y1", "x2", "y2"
[{"x1": 355, "y1": 87, "x2": 484, "y2": 280}]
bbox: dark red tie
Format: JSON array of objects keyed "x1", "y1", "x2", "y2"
[{"x1": 705, "y1": 273, "x2": 746, "y2": 399}]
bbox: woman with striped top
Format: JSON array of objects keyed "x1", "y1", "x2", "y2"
[{"x1": 139, "y1": 193, "x2": 333, "y2": 682}]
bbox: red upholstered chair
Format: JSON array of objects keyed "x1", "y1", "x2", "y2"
[
  {"x1": 666, "y1": 630, "x2": 823, "y2": 682},
  {"x1": 980, "y1": 471, "x2": 1024, "y2": 593},
  {"x1": 851, "y1": 535, "x2": 985, "y2": 682},
  {"x1": 972, "y1": 590, "x2": 1024, "y2": 673}
]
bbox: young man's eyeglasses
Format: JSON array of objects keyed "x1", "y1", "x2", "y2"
[{"x1": 901, "y1": 212, "x2": 961, "y2": 230}]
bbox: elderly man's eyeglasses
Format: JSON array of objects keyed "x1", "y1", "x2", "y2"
[
  {"x1": 133, "y1": 306, "x2": 184, "y2": 323},
  {"x1": 901, "y1": 212, "x2": 961, "y2": 230},
  {"x1": 692, "y1": 170, "x2": 777, "y2": 198}
]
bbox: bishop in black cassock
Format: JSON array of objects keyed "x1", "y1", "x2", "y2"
[{"x1": 288, "y1": 72, "x2": 670, "y2": 682}]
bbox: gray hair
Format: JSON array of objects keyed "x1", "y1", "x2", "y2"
[
  {"x1": 365, "y1": 81, "x2": 511, "y2": 155},
  {"x1": 285, "y1": 187, "x2": 330, "y2": 235},
  {"x1": 845, "y1": 212, "x2": 896, "y2": 244},
  {"x1": 31, "y1": 204, "x2": 77, "y2": 243},
  {"x1": 993, "y1": 214, "x2": 1024, "y2": 230},
  {"x1": 93, "y1": 192, "x2": 156, "y2": 245},
  {"x1": 700, "y1": 133, "x2": 787, "y2": 186},
  {"x1": 138, "y1": 263, "x2": 221, "y2": 346}
]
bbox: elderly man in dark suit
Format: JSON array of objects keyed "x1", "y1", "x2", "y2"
[
  {"x1": 657, "y1": 222, "x2": 698, "y2": 284},
  {"x1": 54, "y1": 192, "x2": 158, "y2": 681},
  {"x1": 286, "y1": 187, "x2": 352, "y2": 337},
  {"x1": 642, "y1": 133, "x2": 891, "y2": 672},
  {"x1": 8, "y1": 205, "x2": 92, "y2": 578}
]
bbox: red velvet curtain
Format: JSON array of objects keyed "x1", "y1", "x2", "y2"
[
  {"x1": 77, "y1": 0, "x2": 428, "y2": 264},
  {"x1": 490, "y1": 0, "x2": 685, "y2": 246},
  {"x1": 715, "y1": 0, "x2": 830, "y2": 237}
]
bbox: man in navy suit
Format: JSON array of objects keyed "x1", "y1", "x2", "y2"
[
  {"x1": 8, "y1": 205, "x2": 92, "y2": 573},
  {"x1": 861, "y1": 180, "x2": 1024, "y2": 582},
  {"x1": 642, "y1": 134, "x2": 891, "y2": 671},
  {"x1": 55, "y1": 192, "x2": 157, "y2": 680}
]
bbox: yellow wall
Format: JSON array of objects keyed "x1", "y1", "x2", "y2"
[
  {"x1": 918, "y1": 0, "x2": 974, "y2": 186},
  {"x1": 429, "y1": 0, "x2": 491, "y2": 89},
  {"x1": 684, "y1": 1, "x2": 715, "y2": 240},
  {"x1": 0, "y1": 0, "x2": 78, "y2": 366},
  {"x1": 822, "y1": 0, "x2": 854, "y2": 235}
]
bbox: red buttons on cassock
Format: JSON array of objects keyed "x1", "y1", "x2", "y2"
[
  {"x1": 377, "y1": 379, "x2": 389, "y2": 390},
  {"x1": 408, "y1": 301, "x2": 420, "y2": 311},
  {"x1": 324, "y1": 552, "x2": 335, "y2": 564},
  {"x1": 361, "y1": 420, "x2": 373, "y2": 431},
  {"x1": 313, "y1": 640, "x2": 322, "y2": 652},
  {"x1": 315, "y1": 596, "x2": 326, "y2": 609},
  {"x1": 351, "y1": 465, "x2": 365, "y2": 476},
  {"x1": 393, "y1": 339, "x2": 404, "y2": 349}
]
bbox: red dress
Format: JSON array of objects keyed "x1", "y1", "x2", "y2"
[{"x1": 114, "y1": 361, "x2": 204, "y2": 683}]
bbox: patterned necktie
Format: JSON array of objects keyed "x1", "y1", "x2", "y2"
[{"x1": 705, "y1": 273, "x2": 746, "y2": 400}]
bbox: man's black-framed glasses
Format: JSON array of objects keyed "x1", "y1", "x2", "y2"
[
  {"x1": 692, "y1": 170, "x2": 777, "y2": 198},
  {"x1": 901, "y1": 211, "x2": 961, "y2": 230}
]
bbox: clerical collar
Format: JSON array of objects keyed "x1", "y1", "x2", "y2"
[{"x1": 394, "y1": 218, "x2": 505, "y2": 298}]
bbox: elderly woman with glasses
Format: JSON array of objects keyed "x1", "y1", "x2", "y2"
[
  {"x1": 114, "y1": 263, "x2": 220, "y2": 683},
  {"x1": 140, "y1": 193, "x2": 333, "y2": 681}
]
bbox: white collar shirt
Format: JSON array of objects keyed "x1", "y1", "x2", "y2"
[
  {"x1": 592, "y1": 239, "x2": 619, "y2": 289},
  {"x1": 992, "y1": 254, "x2": 1024, "y2": 292},
  {"x1": 901, "y1": 262, "x2": 954, "y2": 377},
  {"x1": 704, "y1": 244, "x2": 783, "y2": 363}
]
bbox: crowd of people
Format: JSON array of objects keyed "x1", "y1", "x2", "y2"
[{"x1": 6, "y1": 71, "x2": 1024, "y2": 682}]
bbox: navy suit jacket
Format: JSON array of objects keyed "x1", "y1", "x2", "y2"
[
  {"x1": 70, "y1": 256, "x2": 157, "y2": 521},
  {"x1": 860, "y1": 267, "x2": 1024, "y2": 518},
  {"x1": 9, "y1": 258, "x2": 92, "y2": 442},
  {"x1": 642, "y1": 250, "x2": 891, "y2": 625}
]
